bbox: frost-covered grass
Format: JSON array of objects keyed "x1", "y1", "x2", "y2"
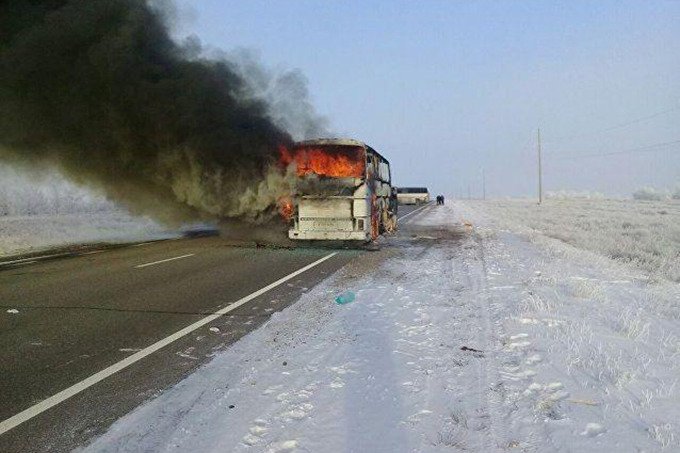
[
  {"x1": 458, "y1": 198, "x2": 680, "y2": 282},
  {"x1": 0, "y1": 166, "x2": 175, "y2": 257},
  {"x1": 546, "y1": 190, "x2": 606, "y2": 200},
  {"x1": 0, "y1": 166, "x2": 114, "y2": 216}
]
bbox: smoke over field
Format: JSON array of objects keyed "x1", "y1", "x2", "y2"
[{"x1": 0, "y1": 0, "x2": 323, "y2": 225}]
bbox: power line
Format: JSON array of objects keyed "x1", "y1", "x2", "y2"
[
  {"x1": 547, "y1": 138, "x2": 680, "y2": 161},
  {"x1": 543, "y1": 105, "x2": 680, "y2": 142}
]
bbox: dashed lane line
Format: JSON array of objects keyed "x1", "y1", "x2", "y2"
[
  {"x1": 0, "y1": 251, "x2": 338, "y2": 436},
  {"x1": 134, "y1": 253, "x2": 196, "y2": 269}
]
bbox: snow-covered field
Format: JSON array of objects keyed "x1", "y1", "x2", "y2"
[
  {"x1": 459, "y1": 198, "x2": 680, "y2": 283},
  {"x1": 0, "y1": 212, "x2": 173, "y2": 258},
  {"x1": 80, "y1": 202, "x2": 680, "y2": 452}
]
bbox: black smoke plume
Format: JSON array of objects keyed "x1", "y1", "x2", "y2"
[{"x1": 0, "y1": 0, "x2": 315, "y2": 224}]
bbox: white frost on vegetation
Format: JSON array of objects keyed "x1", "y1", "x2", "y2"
[
  {"x1": 633, "y1": 186, "x2": 666, "y2": 201},
  {"x1": 0, "y1": 166, "x2": 173, "y2": 257},
  {"x1": 457, "y1": 198, "x2": 680, "y2": 282},
  {"x1": 0, "y1": 212, "x2": 173, "y2": 258},
  {"x1": 673, "y1": 185, "x2": 680, "y2": 200},
  {"x1": 0, "y1": 166, "x2": 114, "y2": 216},
  {"x1": 546, "y1": 190, "x2": 606, "y2": 200}
]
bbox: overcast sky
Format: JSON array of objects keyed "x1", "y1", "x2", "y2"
[{"x1": 174, "y1": 0, "x2": 679, "y2": 198}]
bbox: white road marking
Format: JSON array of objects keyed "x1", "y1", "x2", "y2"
[
  {"x1": 134, "y1": 254, "x2": 195, "y2": 268},
  {"x1": 0, "y1": 251, "x2": 337, "y2": 435},
  {"x1": 132, "y1": 241, "x2": 157, "y2": 247},
  {"x1": 9, "y1": 260, "x2": 38, "y2": 266},
  {"x1": 0, "y1": 240, "x2": 170, "y2": 268},
  {"x1": 0, "y1": 253, "x2": 67, "y2": 266},
  {"x1": 399, "y1": 202, "x2": 431, "y2": 222}
]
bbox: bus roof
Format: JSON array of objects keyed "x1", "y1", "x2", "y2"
[
  {"x1": 397, "y1": 187, "x2": 429, "y2": 193},
  {"x1": 295, "y1": 138, "x2": 366, "y2": 148},
  {"x1": 295, "y1": 138, "x2": 390, "y2": 165}
]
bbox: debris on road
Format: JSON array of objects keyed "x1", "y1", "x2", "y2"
[
  {"x1": 460, "y1": 345, "x2": 484, "y2": 355},
  {"x1": 334, "y1": 291, "x2": 355, "y2": 305}
]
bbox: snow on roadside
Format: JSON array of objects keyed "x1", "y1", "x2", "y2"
[
  {"x1": 80, "y1": 204, "x2": 680, "y2": 452},
  {"x1": 0, "y1": 211, "x2": 175, "y2": 258}
]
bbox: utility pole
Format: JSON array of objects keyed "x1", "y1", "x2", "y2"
[
  {"x1": 467, "y1": 184, "x2": 471, "y2": 200},
  {"x1": 482, "y1": 169, "x2": 486, "y2": 200},
  {"x1": 537, "y1": 128, "x2": 543, "y2": 204}
]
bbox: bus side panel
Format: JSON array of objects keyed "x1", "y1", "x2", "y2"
[{"x1": 367, "y1": 155, "x2": 396, "y2": 238}]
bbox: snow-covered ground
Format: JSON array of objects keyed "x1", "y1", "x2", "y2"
[
  {"x1": 80, "y1": 202, "x2": 679, "y2": 452},
  {"x1": 0, "y1": 211, "x2": 174, "y2": 258}
]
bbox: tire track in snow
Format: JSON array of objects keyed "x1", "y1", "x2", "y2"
[{"x1": 458, "y1": 230, "x2": 511, "y2": 452}]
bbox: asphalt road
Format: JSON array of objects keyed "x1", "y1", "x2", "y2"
[{"x1": 0, "y1": 204, "x2": 426, "y2": 453}]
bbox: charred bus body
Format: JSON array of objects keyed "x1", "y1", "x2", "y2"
[{"x1": 283, "y1": 138, "x2": 397, "y2": 242}]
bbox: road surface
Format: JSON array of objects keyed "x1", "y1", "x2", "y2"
[{"x1": 0, "y1": 204, "x2": 428, "y2": 453}]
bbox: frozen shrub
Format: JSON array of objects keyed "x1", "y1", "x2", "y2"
[
  {"x1": 632, "y1": 187, "x2": 663, "y2": 201},
  {"x1": 546, "y1": 190, "x2": 606, "y2": 200},
  {"x1": 672, "y1": 185, "x2": 680, "y2": 200}
]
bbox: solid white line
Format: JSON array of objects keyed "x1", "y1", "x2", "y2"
[
  {"x1": 0, "y1": 252, "x2": 338, "y2": 436},
  {"x1": 0, "y1": 253, "x2": 67, "y2": 266},
  {"x1": 131, "y1": 242, "x2": 154, "y2": 247},
  {"x1": 134, "y1": 254, "x2": 195, "y2": 268},
  {"x1": 399, "y1": 202, "x2": 431, "y2": 221}
]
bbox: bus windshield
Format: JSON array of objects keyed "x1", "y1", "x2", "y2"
[{"x1": 281, "y1": 145, "x2": 366, "y2": 178}]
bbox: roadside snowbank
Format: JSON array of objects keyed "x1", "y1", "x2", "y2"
[
  {"x1": 0, "y1": 166, "x2": 115, "y2": 216},
  {"x1": 80, "y1": 204, "x2": 680, "y2": 452},
  {"x1": 0, "y1": 211, "x2": 173, "y2": 258},
  {"x1": 0, "y1": 166, "x2": 177, "y2": 257}
]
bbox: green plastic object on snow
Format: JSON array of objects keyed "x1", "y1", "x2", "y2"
[{"x1": 335, "y1": 291, "x2": 355, "y2": 305}]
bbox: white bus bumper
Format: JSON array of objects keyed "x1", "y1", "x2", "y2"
[{"x1": 288, "y1": 229, "x2": 370, "y2": 241}]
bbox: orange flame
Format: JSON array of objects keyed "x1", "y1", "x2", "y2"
[
  {"x1": 278, "y1": 196, "x2": 294, "y2": 221},
  {"x1": 280, "y1": 145, "x2": 365, "y2": 178}
]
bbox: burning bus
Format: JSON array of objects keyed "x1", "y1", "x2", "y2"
[{"x1": 281, "y1": 138, "x2": 397, "y2": 242}]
